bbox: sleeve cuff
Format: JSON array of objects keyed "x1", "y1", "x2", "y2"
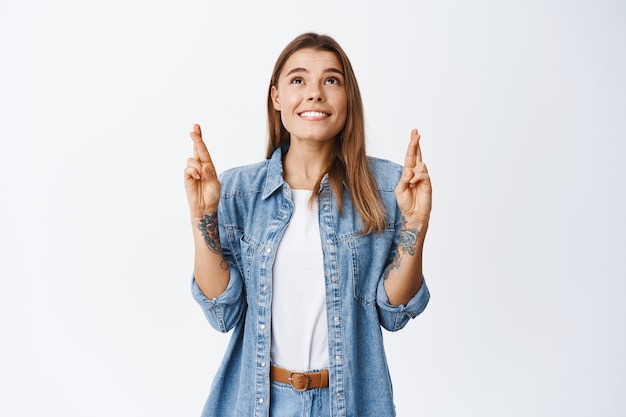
[
  {"x1": 377, "y1": 277, "x2": 430, "y2": 331},
  {"x1": 190, "y1": 272, "x2": 244, "y2": 332},
  {"x1": 191, "y1": 272, "x2": 242, "y2": 306}
]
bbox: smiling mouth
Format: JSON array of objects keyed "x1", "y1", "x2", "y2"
[{"x1": 298, "y1": 111, "x2": 330, "y2": 118}]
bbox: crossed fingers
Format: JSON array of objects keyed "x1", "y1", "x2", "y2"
[
  {"x1": 403, "y1": 129, "x2": 429, "y2": 187},
  {"x1": 185, "y1": 124, "x2": 217, "y2": 181}
]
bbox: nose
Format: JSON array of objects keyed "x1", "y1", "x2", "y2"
[{"x1": 307, "y1": 85, "x2": 324, "y2": 102}]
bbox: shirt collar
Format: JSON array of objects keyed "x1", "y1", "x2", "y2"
[
  {"x1": 262, "y1": 143, "x2": 287, "y2": 200},
  {"x1": 262, "y1": 141, "x2": 340, "y2": 198}
]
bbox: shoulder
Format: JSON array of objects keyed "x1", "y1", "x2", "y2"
[
  {"x1": 219, "y1": 160, "x2": 269, "y2": 198},
  {"x1": 366, "y1": 156, "x2": 403, "y2": 192}
]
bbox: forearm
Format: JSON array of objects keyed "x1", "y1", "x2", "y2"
[
  {"x1": 383, "y1": 218, "x2": 428, "y2": 306},
  {"x1": 191, "y1": 211, "x2": 230, "y2": 299}
]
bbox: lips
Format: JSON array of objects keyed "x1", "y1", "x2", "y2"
[{"x1": 298, "y1": 111, "x2": 330, "y2": 118}]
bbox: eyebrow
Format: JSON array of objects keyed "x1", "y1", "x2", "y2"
[{"x1": 285, "y1": 67, "x2": 345, "y2": 77}]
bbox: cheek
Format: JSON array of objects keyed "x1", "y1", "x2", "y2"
[
  {"x1": 279, "y1": 94, "x2": 301, "y2": 112},
  {"x1": 335, "y1": 95, "x2": 348, "y2": 121},
  {"x1": 334, "y1": 91, "x2": 348, "y2": 112}
]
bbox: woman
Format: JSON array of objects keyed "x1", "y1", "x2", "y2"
[{"x1": 184, "y1": 32, "x2": 431, "y2": 417}]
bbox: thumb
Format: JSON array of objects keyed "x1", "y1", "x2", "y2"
[{"x1": 396, "y1": 169, "x2": 413, "y2": 192}]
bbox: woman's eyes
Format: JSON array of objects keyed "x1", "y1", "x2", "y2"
[{"x1": 288, "y1": 77, "x2": 342, "y2": 85}]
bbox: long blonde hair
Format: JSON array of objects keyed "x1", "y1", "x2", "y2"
[{"x1": 266, "y1": 33, "x2": 387, "y2": 234}]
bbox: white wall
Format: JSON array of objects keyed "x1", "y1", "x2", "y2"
[{"x1": 1, "y1": 0, "x2": 624, "y2": 416}]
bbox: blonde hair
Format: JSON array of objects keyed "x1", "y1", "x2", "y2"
[{"x1": 266, "y1": 33, "x2": 387, "y2": 234}]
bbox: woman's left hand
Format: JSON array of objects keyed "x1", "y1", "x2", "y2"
[{"x1": 395, "y1": 129, "x2": 432, "y2": 228}]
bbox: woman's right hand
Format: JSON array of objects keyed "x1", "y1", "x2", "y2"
[{"x1": 184, "y1": 124, "x2": 221, "y2": 219}]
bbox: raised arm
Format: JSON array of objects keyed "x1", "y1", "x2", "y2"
[
  {"x1": 383, "y1": 129, "x2": 432, "y2": 306},
  {"x1": 184, "y1": 124, "x2": 230, "y2": 299}
]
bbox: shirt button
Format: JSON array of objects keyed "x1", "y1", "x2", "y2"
[
  {"x1": 259, "y1": 397, "x2": 264, "y2": 403},
  {"x1": 260, "y1": 324, "x2": 266, "y2": 330},
  {"x1": 261, "y1": 285, "x2": 267, "y2": 291},
  {"x1": 336, "y1": 355, "x2": 341, "y2": 361},
  {"x1": 266, "y1": 247, "x2": 272, "y2": 254},
  {"x1": 326, "y1": 239, "x2": 332, "y2": 244},
  {"x1": 334, "y1": 316, "x2": 339, "y2": 322},
  {"x1": 261, "y1": 361, "x2": 266, "y2": 367},
  {"x1": 331, "y1": 276, "x2": 337, "y2": 281},
  {"x1": 324, "y1": 205, "x2": 330, "y2": 210}
]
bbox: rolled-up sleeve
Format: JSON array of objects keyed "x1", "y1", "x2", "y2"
[
  {"x1": 191, "y1": 268, "x2": 246, "y2": 333},
  {"x1": 376, "y1": 277, "x2": 430, "y2": 331}
]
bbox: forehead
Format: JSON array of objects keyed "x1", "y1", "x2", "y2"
[{"x1": 281, "y1": 48, "x2": 343, "y2": 74}]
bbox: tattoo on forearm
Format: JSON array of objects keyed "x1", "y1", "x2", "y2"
[
  {"x1": 219, "y1": 259, "x2": 228, "y2": 271},
  {"x1": 385, "y1": 217, "x2": 419, "y2": 280},
  {"x1": 197, "y1": 211, "x2": 222, "y2": 254},
  {"x1": 398, "y1": 216, "x2": 419, "y2": 256},
  {"x1": 390, "y1": 252, "x2": 402, "y2": 270}
]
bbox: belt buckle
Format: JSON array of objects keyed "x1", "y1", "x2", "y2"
[{"x1": 288, "y1": 372, "x2": 311, "y2": 392}]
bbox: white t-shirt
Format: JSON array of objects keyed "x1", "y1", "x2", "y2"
[{"x1": 270, "y1": 189, "x2": 329, "y2": 371}]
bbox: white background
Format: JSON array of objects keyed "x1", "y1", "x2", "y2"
[{"x1": 1, "y1": 0, "x2": 625, "y2": 416}]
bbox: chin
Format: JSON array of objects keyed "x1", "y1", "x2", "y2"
[{"x1": 290, "y1": 127, "x2": 342, "y2": 143}]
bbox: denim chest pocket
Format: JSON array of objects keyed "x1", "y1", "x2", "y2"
[
  {"x1": 348, "y1": 227, "x2": 395, "y2": 307},
  {"x1": 225, "y1": 226, "x2": 258, "y2": 287}
]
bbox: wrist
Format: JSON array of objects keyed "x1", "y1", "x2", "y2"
[
  {"x1": 190, "y1": 208, "x2": 218, "y2": 222},
  {"x1": 402, "y1": 216, "x2": 429, "y2": 233},
  {"x1": 194, "y1": 211, "x2": 222, "y2": 254}
]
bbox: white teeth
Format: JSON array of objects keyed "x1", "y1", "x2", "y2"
[{"x1": 300, "y1": 111, "x2": 328, "y2": 118}]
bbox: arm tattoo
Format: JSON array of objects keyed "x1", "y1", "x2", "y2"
[
  {"x1": 390, "y1": 251, "x2": 402, "y2": 269},
  {"x1": 398, "y1": 216, "x2": 419, "y2": 256},
  {"x1": 219, "y1": 258, "x2": 228, "y2": 271},
  {"x1": 385, "y1": 217, "x2": 419, "y2": 279},
  {"x1": 197, "y1": 211, "x2": 222, "y2": 254}
]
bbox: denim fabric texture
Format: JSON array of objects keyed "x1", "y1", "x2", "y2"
[
  {"x1": 270, "y1": 381, "x2": 331, "y2": 417},
  {"x1": 192, "y1": 144, "x2": 430, "y2": 417}
]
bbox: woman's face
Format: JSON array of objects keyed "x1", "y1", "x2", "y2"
[{"x1": 271, "y1": 48, "x2": 348, "y2": 146}]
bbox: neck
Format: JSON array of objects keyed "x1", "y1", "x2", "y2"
[{"x1": 283, "y1": 139, "x2": 335, "y2": 190}]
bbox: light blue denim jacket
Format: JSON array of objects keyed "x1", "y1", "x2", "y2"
[{"x1": 192, "y1": 144, "x2": 430, "y2": 417}]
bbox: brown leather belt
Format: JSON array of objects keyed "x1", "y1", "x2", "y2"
[{"x1": 270, "y1": 365, "x2": 329, "y2": 392}]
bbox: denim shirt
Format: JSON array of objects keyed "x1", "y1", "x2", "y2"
[{"x1": 192, "y1": 145, "x2": 430, "y2": 417}]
